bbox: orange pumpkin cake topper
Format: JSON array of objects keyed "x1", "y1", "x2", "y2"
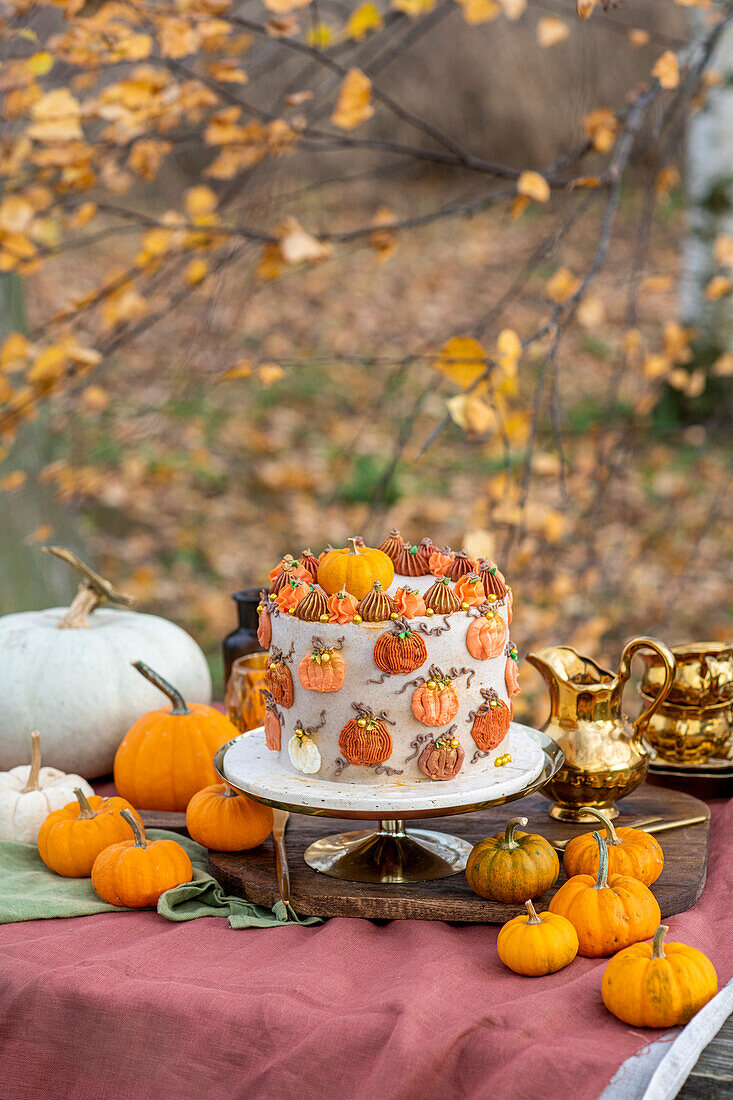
[
  {"x1": 275, "y1": 577, "x2": 309, "y2": 613},
  {"x1": 328, "y1": 588, "x2": 360, "y2": 624},
  {"x1": 428, "y1": 547, "x2": 455, "y2": 576},
  {"x1": 294, "y1": 583, "x2": 330, "y2": 623},
  {"x1": 424, "y1": 576, "x2": 462, "y2": 615},
  {"x1": 466, "y1": 602, "x2": 508, "y2": 660},
  {"x1": 378, "y1": 528, "x2": 404, "y2": 564},
  {"x1": 444, "y1": 551, "x2": 477, "y2": 582},
  {"x1": 393, "y1": 541, "x2": 431, "y2": 577},
  {"x1": 394, "y1": 586, "x2": 427, "y2": 618},
  {"x1": 454, "y1": 572, "x2": 485, "y2": 608},
  {"x1": 298, "y1": 636, "x2": 346, "y2": 693},
  {"x1": 358, "y1": 580, "x2": 398, "y2": 622},
  {"x1": 317, "y1": 538, "x2": 394, "y2": 600}
]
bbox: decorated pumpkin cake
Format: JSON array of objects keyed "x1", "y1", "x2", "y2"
[{"x1": 257, "y1": 534, "x2": 523, "y2": 785}]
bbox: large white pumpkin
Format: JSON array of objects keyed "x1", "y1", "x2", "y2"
[{"x1": 0, "y1": 549, "x2": 212, "y2": 777}]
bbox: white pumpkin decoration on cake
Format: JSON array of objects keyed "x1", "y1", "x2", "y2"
[
  {"x1": 0, "y1": 548, "x2": 212, "y2": 777},
  {"x1": 288, "y1": 727, "x2": 321, "y2": 774},
  {"x1": 0, "y1": 732, "x2": 94, "y2": 843}
]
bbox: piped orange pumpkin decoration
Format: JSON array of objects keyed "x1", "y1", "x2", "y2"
[
  {"x1": 91, "y1": 809, "x2": 193, "y2": 908},
  {"x1": 418, "y1": 729, "x2": 464, "y2": 780},
  {"x1": 114, "y1": 662, "x2": 238, "y2": 812},
  {"x1": 317, "y1": 538, "x2": 394, "y2": 600},
  {"x1": 265, "y1": 644, "x2": 295, "y2": 708},
  {"x1": 186, "y1": 783, "x2": 273, "y2": 852},
  {"x1": 393, "y1": 586, "x2": 426, "y2": 618},
  {"x1": 505, "y1": 646, "x2": 520, "y2": 699},
  {"x1": 260, "y1": 688, "x2": 283, "y2": 751},
  {"x1": 373, "y1": 618, "x2": 427, "y2": 675},
  {"x1": 378, "y1": 529, "x2": 403, "y2": 563},
  {"x1": 298, "y1": 549, "x2": 320, "y2": 580},
  {"x1": 411, "y1": 665, "x2": 459, "y2": 726},
  {"x1": 393, "y1": 542, "x2": 430, "y2": 577},
  {"x1": 298, "y1": 636, "x2": 346, "y2": 693},
  {"x1": 601, "y1": 924, "x2": 718, "y2": 1028},
  {"x1": 466, "y1": 604, "x2": 508, "y2": 660},
  {"x1": 294, "y1": 584, "x2": 330, "y2": 623},
  {"x1": 275, "y1": 577, "x2": 309, "y2": 613},
  {"x1": 549, "y1": 831, "x2": 661, "y2": 958},
  {"x1": 358, "y1": 580, "x2": 397, "y2": 622},
  {"x1": 338, "y1": 703, "x2": 394, "y2": 766},
  {"x1": 466, "y1": 816, "x2": 560, "y2": 903},
  {"x1": 328, "y1": 589, "x2": 360, "y2": 624},
  {"x1": 467, "y1": 687, "x2": 511, "y2": 751},
  {"x1": 428, "y1": 547, "x2": 455, "y2": 576},
  {"x1": 497, "y1": 900, "x2": 579, "y2": 977},
  {"x1": 424, "y1": 576, "x2": 461, "y2": 614},
  {"x1": 256, "y1": 591, "x2": 272, "y2": 649},
  {"x1": 38, "y1": 789, "x2": 143, "y2": 878},
  {"x1": 454, "y1": 573, "x2": 485, "y2": 608},
  {"x1": 563, "y1": 806, "x2": 664, "y2": 886}
]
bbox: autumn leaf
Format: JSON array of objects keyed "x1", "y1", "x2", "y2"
[
  {"x1": 655, "y1": 165, "x2": 680, "y2": 201},
  {"x1": 456, "y1": 0, "x2": 501, "y2": 26},
  {"x1": 263, "y1": 0, "x2": 311, "y2": 13},
  {"x1": 0, "y1": 471, "x2": 26, "y2": 493},
  {"x1": 27, "y1": 89, "x2": 83, "y2": 142},
  {"x1": 278, "y1": 217, "x2": 332, "y2": 264},
  {"x1": 332, "y1": 69, "x2": 374, "y2": 129},
  {"x1": 713, "y1": 235, "x2": 733, "y2": 268},
  {"x1": 517, "y1": 170, "x2": 550, "y2": 203},
  {"x1": 159, "y1": 18, "x2": 200, "y2": 58},
  {"x1": 705, "y1": 275, "x2": 732, "y2": 301},
  {"x1": 434, "y1": 336, "x2": 488, "y2": 389},
  {"x1": 128, "y1": 139, "x2": 172, "y2": 181},
  {"x1": 499, "y1": 0, "x2": 526, "y2": 21},
  {"x1": 307, "y1": 23, "x2": 334, "y2": 47},
  {"x1": 576, "y1": 0, "x2": 596, "y2": 18},
  {"x1": 584, "y1": 108, "x2": 618, "y2": 153},
  {"x1": 27, "y1": 52, "x2": 54, "y2": 76},
  {"x1": 222, "y1": 359, "x2": 253, "y2": 380},
  {"x1": 258, "y1": 362, "x2": 285, "y2": 385},
  {"x1": 628, "y1": 28, "x2": 650, "y2": 47},
  {"x1": 346, "y1": 2, "x2": 383, "y2": 39},
  {"x1": 652, "y1": 51, "x2": 679, "y2": 90},
  {"x1": 496, "y1": 328, "x2": 521, "y2": 378},
  {"x1": 546, "y1": 267, "x2": 580, "y2": 303},
  {"x1": 643, "y1": 354, "x2": 669, "y2": 380},
  {"x1": 186, "y1": 258, "x2": 208, "y2": 285},
  {"x1": 369, "y1": 206, "x2": 398, "y2": 261},
  {"x1": 447, "y1": 392, "x2": 496, "y2": 435},
  {"x1": 537, "y1": 16, "x2": 569, "y2": 47},
  {"x1": 185, "y1": 185, "x2": 218, "y2": 220},
  {"x1": 1, "y1": 332, "x2": 30, "y2": 374},
  {"x1": 0, "y1": 196, "x2": 34, "y2": 234},
  {"x1": 391, "y1": 0, "x2": 435, "y2": 14}
]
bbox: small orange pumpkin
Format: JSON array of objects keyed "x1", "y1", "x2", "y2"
[
  {"x1": 317, "y1": 538, "x2": 394, "y2": 600},
  {"x1": 454, "y1": 573, "x2": 485, "y2": 607},
  {"x1": 467, "y1": 687, "x2": 511, "y2": 751},
  {"x1": 411, "y1": 666, "x2": 459, "y2": 726},
  {"x1": 265, "y1": 644, "x2": 295, "y2": 708},
  {"x1": 186, "y1": 783, "x2": 273, "y2": 851},
  {"x1": 466, "y1": 605, "x2": 508, "y2": 660},
  {"x1": 260, "y1": 688, "x2": 283, "y2": 750},
  {"x1": 114, "y1": 662, "x2": 238, "y2": 812},
  {"x1": 328, "y1": 589, "x2": 360, "y2": 624},
  {"x1": 298, "y1": 637, "x2": 346, "y2": 693},
  {"x1": 497, "y1": 900, "x2": 579, "y2": 977},
  {"x1": 38, "y1": 789, "x2": 143, "y2": 878},
  {"x1": 373, "y1": 618, "x2": 427, "y2": 675},
  {"x1": 394, "y1": 586, "x2": 427, "y2": 618},
  {"x1": 275, "y1": 577, "x2": 309, "y2": 613},
  {"x1": 549, "y1": 831, "x2": 661, "y2": 957},
  {"x1": 602, "y1": 924, "x2": 718, "y2": 1028},
  {"x1": 563, "y1": 806, "x2": 664, "y2": 885},
  {"x1": 339, "y1": 703, "x2": 393, "y2": 766},
  {"x1": 91, "y1": 809, "x2": 193, "y2": 908},
  {"x1": 466, "y1": 816, "x2": 560, "y2": 903}
]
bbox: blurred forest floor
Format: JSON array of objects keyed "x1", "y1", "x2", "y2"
[{"x1": 21, "y1": 175, "x2": 733, "y2": 714}]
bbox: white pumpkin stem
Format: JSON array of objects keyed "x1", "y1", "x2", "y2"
[
  {"x1": 347, "y1": 538, "x2": 360, "y2": 556},
  {"x1": 524, "y1": 900, "x2": 542, "y2": 925},
  {"x1": 21, "y1": 731, "x2": 42, "y2": 793},
  {"x1": 75, "y1": 788, "x2": 96, "y2": 819},
  {"x1": 652, "y1": 925, "x2": 668, "y2": 959},
  {"x1": 43, "y1": 546, "x2": 135, "y2": 629},
  {"x1": 120, "y1": 808, "x2": 147, "y2": 848},
  {"x1": 581, "y1": 805, "x2": 621, "y2": 846}
]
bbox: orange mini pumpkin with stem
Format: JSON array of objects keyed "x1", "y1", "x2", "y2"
[
  {"x1": 563, "y1": 806, "x2": 664, "y2": 886},
  {"x1": 114, "y1": 662, "x2": 237, "y2": 812},
  {"x1": 454, "y1": 573, "x2": 485, "y2": 608},
  {"x1": 549, "y1": 831, "x2": 661, "y2": 958},
  {"x1": 317, "y1": 538, "x2": 394, "y2": 600},
  {"x1": 328, "y1": 589, "x2": 360, "y2": 624},
  {"x1": 186, "y1": 783, "x2": 273, "y2": 852},
  {"x1": 339, "y1": 703, "x2": 394, "y2": 766},
  {"x1": 411, "y1": 666, "x2": 460, "y2": 726},
  {"x1": 38, "y1": 789, "x2": 143, "y2": 878},
  {"x1": 497, "y1": 901, "x2": 579, "y2": 977},
  {"x1": 298, "y1": 637, "x2": 346, "y2": 693},
  {"x1": 393, "y1": 587, "x2": 427, "y2": 618},
  {"x1": 275, "y1": 577, "x2": 309, "y2": 613},
  {"x1": 466, "y1": 605, "x2": 508, "y2": 660},
  {"x1": 91, "y1": 809, "x2": 193, "y2": 908}
]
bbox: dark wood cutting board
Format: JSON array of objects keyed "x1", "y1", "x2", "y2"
[{"x1": 172, "y1": 784, "x2": 710, "y2": 923}]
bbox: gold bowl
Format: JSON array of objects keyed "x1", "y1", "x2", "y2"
[
  {"x1": 642, "y1": 693, "x2": 733, "y2": 765},
  {"x1": 640, "y1": 642, "x2": 733, "y2": 708}
]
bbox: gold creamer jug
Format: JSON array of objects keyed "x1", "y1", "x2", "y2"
[{"x1": 527, "y1": 637, "x2": 676, "y2": 820}]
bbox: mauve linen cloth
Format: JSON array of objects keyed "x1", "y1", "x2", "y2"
[{"x1": 0, "y1": 797, "x2": 730, "y2": 1100}]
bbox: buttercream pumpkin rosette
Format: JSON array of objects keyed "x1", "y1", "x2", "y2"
[{"x1": 257, "y1": 535, "x2": 524, "y2": 786}]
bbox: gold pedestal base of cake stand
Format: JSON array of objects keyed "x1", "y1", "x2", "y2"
[{"x1": 303, "y1": 820, "x2": 472, "y2": 883}]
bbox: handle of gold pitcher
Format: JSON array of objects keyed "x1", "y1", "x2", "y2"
[{"x1": 616, "y1": 636, "x2": 677, "y2": 740}]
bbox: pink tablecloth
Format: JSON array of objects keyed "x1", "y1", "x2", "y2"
[{"x1": 1, "y1": 796, "x2": 730, "y2": 1100}]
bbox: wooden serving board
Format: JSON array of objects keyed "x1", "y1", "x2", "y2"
[{"x1": 198, "y1": 784, "x2": 711, "y2": 923}]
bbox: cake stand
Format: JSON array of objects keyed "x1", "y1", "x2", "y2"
[{"x1": 214, "y1": 723, "x2": 563, "y2": 884}]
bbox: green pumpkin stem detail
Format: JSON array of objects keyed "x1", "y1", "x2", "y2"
[
  {"x1": 652, "y1": 924, "x2": 668, "y2": 959},
  {"x1": 132, "y1": 660, "x2": 191, "y2": 716},
  {"x1": 592, "y1": 830, "x2": 609, "y2": 891},
  {"x1": 503, "y1": 816, "x2": 528, "y2": 850},
  {"x1": 524, "y1": 899, "x2": 542, "y2": 925},
  {"x1": 582, "y1": 805, "x2": 621, "y2": 846},
  {"x1": 120, "y1": 808, "x2": 147, "y2": 849}
]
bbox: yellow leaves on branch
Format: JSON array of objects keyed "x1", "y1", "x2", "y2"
[
  {"x1": 346, "y1": 3, "x2": 383, "y2": 39},
  {"x1": 652, "y1": 51, "x2": 680, "y2": 90},
  {"x1": 434, "y1": 336, "x2": 488, "y2": 389},
  {"x1": 655, "y1": 165, "x2": 680, "y2": 201},
  {"x1": 537, "y1": 16, "x2": 569, "y2": 47},
  {"x1": 391, "y1": 0, "x2": 436, "y2": 15},
  {"x1": 583, "y1": 108, "x2": 618, "y2": 153},
  {"x1": 204, "y1": 110, "x2": 298, "y2": 178},
  {"x1": 159, "y1": 17, "x2": 200, "y2": 59},
  {"x1": 455, "y1": 0, "x2": 501, "y2": 26},
  {"x1": 257, "y1": 218, "x2": 332, "y2": 279},
  {"x1": 714, "y1": 235, "x2": 733, "y2": 269},
  {"x1": 369, "y1": 206, "x2": 398, "y2": 261},
  {"x1": 185, "y1": 259, "x2": 208, "y2": 285},
  {"x1": 546, "y1": 267, "x2": 580, "y2": 304},
  {"x1": 332, "y1": 69, "x2": 374, "y2": 129},
  {"x1": 27, "y1": 89, "x2": 83, "y2": 142},
  {"x1": 517, "y1": 170, "x2": 550, "y2": 203},
  {"x1": 576, "y1": 0, "x2": 596, "y2": 18},
  {"x1": 307, "y1": 24, "x2": 334, "y2": 47},
  {"x1": 447, "y1": 390, "x2": 496, "y2": 435}
]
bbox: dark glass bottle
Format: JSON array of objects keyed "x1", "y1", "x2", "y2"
[{"x1": 222, "y1": 587, "x2": 264, "y2": 683}]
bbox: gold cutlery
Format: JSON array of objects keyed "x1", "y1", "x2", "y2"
[{"x1": 271, "y1": 808, "x2": 291, "y2": 906}]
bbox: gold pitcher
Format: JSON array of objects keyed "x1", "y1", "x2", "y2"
[{"x1": 527, "y1": 637, "x2": 676, "y2": 821}]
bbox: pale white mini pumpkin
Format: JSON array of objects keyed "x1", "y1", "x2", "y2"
[
  {"x1": 288, "y1": 732, "x2": 321, "y2": 774},
  {"x1": 0, "y1": 548, "x2": 211, "y2": 777},
  {"x1": 0, "y1": 732, "x2": 94, "y2": 843}
]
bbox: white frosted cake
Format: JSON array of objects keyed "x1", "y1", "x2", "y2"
[{"x1": 256, "y1": 534, "x2": 523, "y2": 786}]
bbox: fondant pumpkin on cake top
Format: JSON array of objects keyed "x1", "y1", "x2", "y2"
[{"x1": 317, "y1": 538, "x2": 394, "y2": 599}]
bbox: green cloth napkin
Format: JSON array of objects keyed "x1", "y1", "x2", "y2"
[{"x1": 0, "y1": 830, "x2": 321, "y2": 928}]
